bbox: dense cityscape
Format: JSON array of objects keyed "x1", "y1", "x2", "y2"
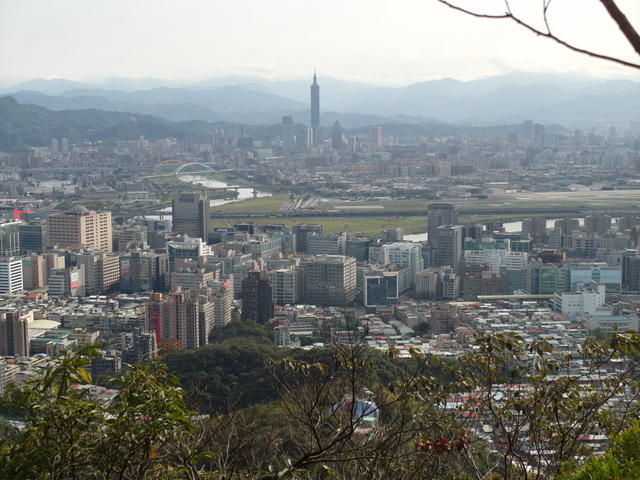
[{"x1": 2, "y1": 1, "x2": 640, "y2": 473}]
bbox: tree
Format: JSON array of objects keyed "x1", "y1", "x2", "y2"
[
  {"x1": 559, "y1": 420, "x2": 640, "y2": 480},
  {"x1": 0, "y1": 346, "x2": 203, "y2": 480},
  {"x1": 436, "y1": 0, "x2": 640, "y2": 70}
]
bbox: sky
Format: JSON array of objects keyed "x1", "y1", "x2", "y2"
[{"x1": 1, "y1": 0, "x2": 640, "y2": 88}]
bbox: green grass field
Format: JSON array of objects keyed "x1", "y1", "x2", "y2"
[
  {"x1": 210, "y1": 215, "x2": 428, "y2": 236},
  {"x1": 212, "y1": 195, "x2": 291, "y2": 213}
]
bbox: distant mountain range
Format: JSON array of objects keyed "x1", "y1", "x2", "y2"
[{"x1": 1, "y1": 73, "x2": 639, "y2": 129}]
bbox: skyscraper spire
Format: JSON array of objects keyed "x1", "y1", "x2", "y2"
[{"x1": 310, "y1": 69, "x2": 319, "y2": 129}]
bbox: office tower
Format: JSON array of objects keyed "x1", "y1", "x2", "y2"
[
  {"x1": 370, "y1": 126, "x2": 383, "y2": 148},
  {"x1": 0, "y1": 309, "x2": 31, "y2": 357},
  {"x1": 427, "y1": 203, "x2": 458, "y2": 245},
  {"x1": 436, "y1": 225, "x2": 463, "y2": 274},
  {"x1": 172, "y1": 193, "x2": 210, "y2": 241},
  {"x1": 51, "y1": 138, "x2": 59, "y2": 155},
  {"x1": 268, "y1": 266, "x2": 305, "y2": 305},
  {"x1": 115, "y1": 226, "x2": 148, "y2": 251},
  {"x1": 304, "y1": 255, "x2": 356, "y2": 306},
  {"x1": 0, "y1": 221, "x2": 22, "y2": 256},
  {"x1": 282, "y1": 115, "x2": 295, "y2": 151},
  {"x1": 21, "y1": 253, "x2": 63, "y2": 290},
  {"x1": 166, "y1": 236, "x2": 210, "y2": 272},
  {"x1": 48, "y1": 265, "x2": 85, "y2": 297},
  {"x1": 332, "y1": 120, "x2": 343, "y2": 150},
  {"x1": 0, "y1": 257, "x2": 23, "y2": 293},
  {"x1": 522, "y1": 120, "x2": 534, "y2": 141},
  {"x1": 46, "y1": 206, "x2": 112, "y2": 252},
  {"x1": 308, "y1": 232, "x2": 347, "y2": 256},
  {"x1": 241, "y1": 270, "x2": 274, "y2": 324},
  {"x1": 346, "y1": 238, "x2": 372, "y2": 262},
  {"x1": 293, "y1": 224, "x2": 323, "y2": 253},
  {"x1": 60, "y1": 137, "x2": 69, "y2": 155},
  {"x1": 381, "y1": 228, "x2": 404, "y2": 243},
  {"x1": 19, "y1": 221, "x2": 46, "y2": 254},
  {"x1": 120, "y1": 251, "x2": 169, "y2": 293},
  {"x1": 378, "y1": 242, "x2": 424, "y2": 283},
  {"x1": 310, "y1": 71, "x2": 320, "y2": 128},
  {"x1": 73, "y1": 251, "x2": 120, "y2": 295}
]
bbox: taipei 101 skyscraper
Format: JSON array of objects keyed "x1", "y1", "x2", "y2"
[
  {"x1": 311, "y1": 70, "x2": 320, "y2": 129},
  {"x1": 310, "y1": 70, "x2": 320, "y2": 146}
]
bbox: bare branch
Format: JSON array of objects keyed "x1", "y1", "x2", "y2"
[{"x1": 436, "y1": 0, "x2": 640, "y2": 70}]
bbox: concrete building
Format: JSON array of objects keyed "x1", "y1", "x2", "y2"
[
  {"x1": 166, "y1": 236, "x2": 210, "y2": 272},
  {"x1": 241, "y1": 270, "x2": 274, "y2": 324},
  {"x1": 427, "y1": 203, "x2": 458, "y2": 245},
  {"x1": 0, "y1": 309, "x2": 31, "y2": 357},
  {"x1": 308, "y1": 232, "x2": 347, "y2": 256},
  {"x1": 73, "y1": 250, "x2": 120, "y2": 295},
  {"x1": 48, "y1": 265, "x2": 85, "y2": 298},
  {"x1": 304, "y1": 255, "x2": 356, "y2": 306},
  {"x1": 120, "y1": 250, "x2": 169, "y2": 293},
  {"x1": 436, "y1": 225, "x2": 463, "y2": 274},
  {"x1": 172, "y1": 193, "x2": 210, "y2": 241},
  {"x1": 268, "y1": 266, "x2": 305, "y2": 306},
  {"x1": 377, "y1": 242, "x2": 423, "y2": 284},
  {"x1": 0, "y1": 257, "x2": 23, "y2": 293},
  {"x1": 0, "y1": 221, "x2": 22, "y2": 256},
  {"x1": 281, "y1": 115, "x2": 296, "y2": 151},
  {"x1": 554, "y1": 282, "x2": 607, "y2": 317},
  {"x1": 46, "y1": 206, "x2": 112, "y2": 252},
  {"x1": 292, "y1": 224, "x2": 323, "y2": 254}
]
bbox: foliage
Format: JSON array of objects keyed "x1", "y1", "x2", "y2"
[
  {"x1": 3, "y1": 332, "x2": 640, "y2": 479},
  {"x1": 207, "y1": 320, "x2": 274, "y2": 345},
  {"x1": 0, "y1": 345, "x2": 202, "y2": 480},
  {"x1": 559, "y1": 420, "x2": 640, "y2": 480}
]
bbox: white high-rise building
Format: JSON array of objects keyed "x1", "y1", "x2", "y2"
[{"x1": 0, "y1": 257, "x2": 23, "y2": 293}]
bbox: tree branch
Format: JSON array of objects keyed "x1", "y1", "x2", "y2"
[{"x1": 435, "y1": 0, "x2": 640, "y2": 70}]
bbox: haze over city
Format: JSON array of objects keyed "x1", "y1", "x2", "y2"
[
  {"x1": 2, "y1": 0, "x2": 640, "y2": 87},
  {"x1": 3, "y1": 1, "x2": 640, "y2": 479}
]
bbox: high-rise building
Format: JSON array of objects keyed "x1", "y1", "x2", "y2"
[
  {"x1": 0, "y1": 309, "x2": 31, "y2": 357},
  {"x1": 120, "y1": 251, "x2": 169, "y2": 293},
  {"x1": 332, "y1": 120, "x2": 343, "y2": 150},
  {"x1": 166, "y1": 236, "x2": 210, "y2": 272},
  {"x1": 73, "y1": 250, "x2": 120, "y2": 295},
  {"x1": 172, "y1": 193, "x2": 210, "y2": 241},
  {"x1": 48, "y1": 265, "x2": 85, "y2": 297},
  {"x1": 370, "y1": 126, "x2": 383, "y2": 148},
  {"x1": 584, "y1": 214, "x2": 612, "y2": 235},
  {"x1": 282, "y1": 115, "x2": 295, "y2": 151},
  {"x1": 310, "y1": 71, "x2": 320, "y2": 147},
  {"x1": 241, "y1": 270, "x2": 274, "y2": 324},
  {"x1": 427, "y1": 203, "x2": 458, "y2": 245},
  {"x1": 292, "y1": 224, "x2": 323, "y2": 253},
  {"x1": 0, "y1": 221, "x2": 22, "y2": 256},
  {"x1": 0, "y1": 257, "x2": 23, "y2": 294},
  {"x1": 436, "y1": 225, "x2": 463, "y2": 274},
  {"x1": 46, "y1": 206, "x2": 112, "y2": 252},
  {"x1": 310, "y1": 71, "x2": 320, "y2": 128},
  {"x1": 308, "y1": 232, "x2": 347, "y2": 256},
  {"x1": 268, "y1": 266, "x2": 304, "y2": 305},
  {"x1": 521, "y1": 217, "x2": 548, "y2": 243},
  {"x1": 304, "y1": 255, "x2": 356, "y2": 306},
  {"x1": 19, "y1": 221, "x2": 46, "y2": 254}
]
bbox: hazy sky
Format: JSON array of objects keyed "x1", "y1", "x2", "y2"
[{"x1": 1, "y1": 0, "x2": 639, "y2": 87}]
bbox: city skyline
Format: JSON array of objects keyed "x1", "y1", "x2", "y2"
[{"x1": 1, "y1": 0, "x2": 640, "y2": 88}]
